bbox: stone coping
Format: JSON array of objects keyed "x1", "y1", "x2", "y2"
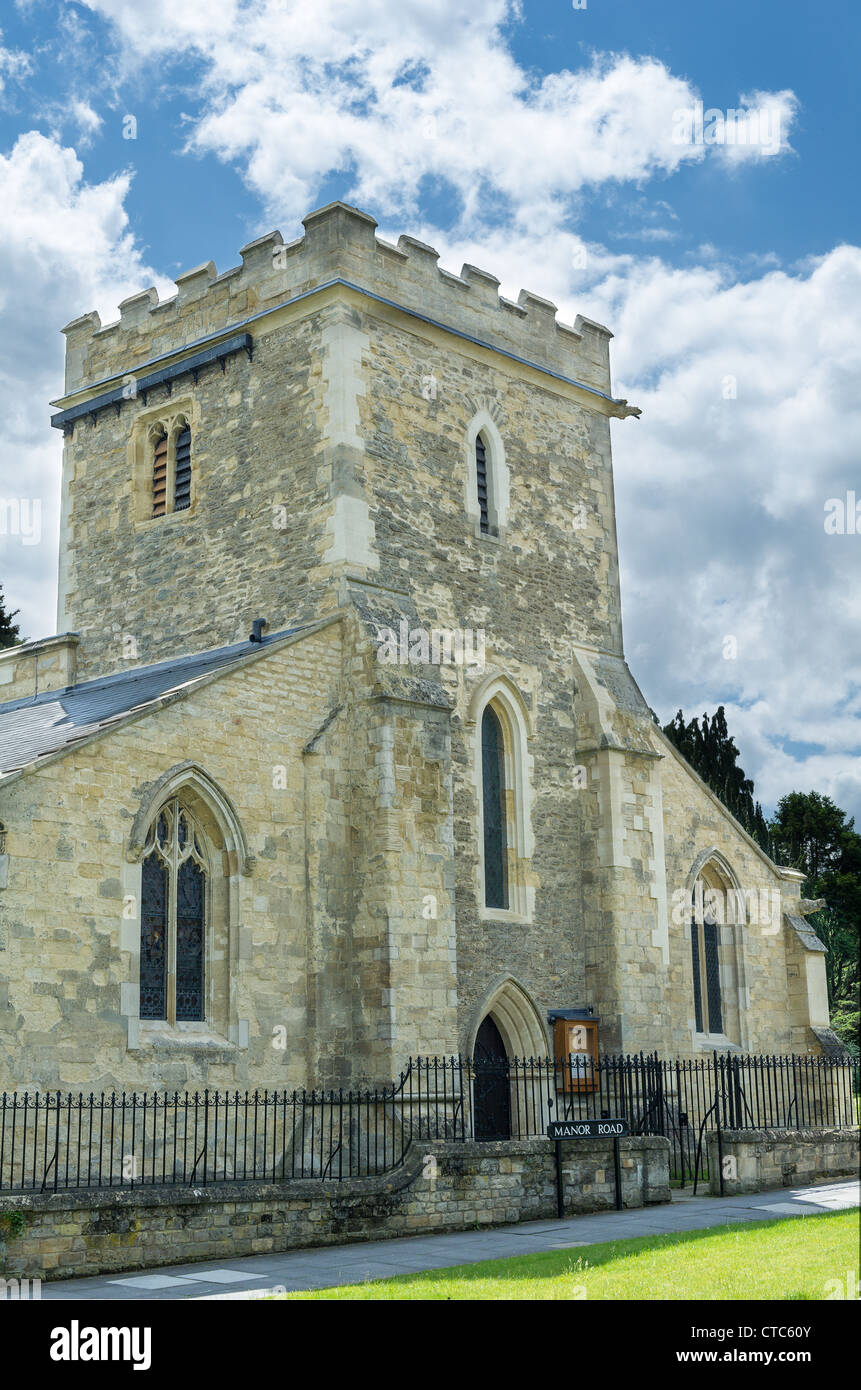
[
  {"x1": 716, "y1": 1126, "x2": 859, "y2": 1142},
  {"x1": 0, "y1": 1135, "x2": 667, "y2": 1216}
]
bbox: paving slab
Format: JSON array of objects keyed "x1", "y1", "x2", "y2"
[{"x1": 33, "y1": 1179, "x2": 859, "y2": 1301}]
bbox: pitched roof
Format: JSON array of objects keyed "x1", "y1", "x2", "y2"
[{"x1": 0, "y1": 628, "x2": 303, "y2": 780}]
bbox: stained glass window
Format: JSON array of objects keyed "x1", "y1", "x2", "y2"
[
  {"x1": 704, "y1": 918, "x2": 723, "y2": 1034},
  {"x1": 690, "y1": 919, "x2": 704, "y2": 1033},
  {"x1": 176, "y1": 857, "x2": 205, "y2": 1021},
  {"x1": 482, "y1": 705, "x2": 508, "y2": 909},
  {"x1": 140, "y1": 855, "x2": 167, "y2": 1019},
  {"x1": 140, "y1": 800, "x2": 207, "y2": 1023},
  {"x1": 691, "y1": 880, "x2": 723, "y2": 1034}
]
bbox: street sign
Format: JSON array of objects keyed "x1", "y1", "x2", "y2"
[{"x1": 547, "y1": 1117, "x2": 629, "y2": 1140}]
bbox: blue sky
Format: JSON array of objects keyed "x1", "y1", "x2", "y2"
[
  {"x1": 0, "y1": 0, "x2": 859, "y2": 821},
  {"x1": 2, "y1": 1, "x2": 856, "y2": 273}
]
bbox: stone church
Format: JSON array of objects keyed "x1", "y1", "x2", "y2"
[{"x1": 0, "y1": 202, "x2": 832, "y2": 1098}]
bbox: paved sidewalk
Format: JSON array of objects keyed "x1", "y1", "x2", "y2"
[{"x1": 37, "y1": 1179, "x2": 859, "y2": 1301}]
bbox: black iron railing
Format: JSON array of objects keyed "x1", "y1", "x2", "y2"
[{"x1": 0, "y1": 1052, "x2": 857, "y2": 1195}]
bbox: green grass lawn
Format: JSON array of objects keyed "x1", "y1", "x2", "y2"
[{"x1": 278, "y1": 1209, "x2": 859, "y2": 1301}]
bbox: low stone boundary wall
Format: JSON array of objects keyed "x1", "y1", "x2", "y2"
[
  {"x1": 706, "y1": 1127, "x2": 860, "y2": 1196},
  {"x1": 0, "y1": 1136, "x2": 670, "y2": 1281}
]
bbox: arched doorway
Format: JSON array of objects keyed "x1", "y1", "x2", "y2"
[{"x1": 473, "y1": 1015, "x2": 511, "y2": 1140}]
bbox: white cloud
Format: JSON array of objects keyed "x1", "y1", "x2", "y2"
[
  {"x1": 588, "y1": 247, "x2": 861, "y2": 820},
  {"x1": 70, "y1": 98, "x2": 103, "y2": 142},
  {"x1": 0, "y1": 31, "x2": 32, "y2": 92},
  {"x1": 0, "y1": 131, "x2": 163, "y2": 643},
  {"x1": 78, "y1": 0, "x2": 797, "y2": 227},
  {"x1": 5, "y1": 2, "x2": 854, "y2": 825},
  {"x1": 34, "y1": 95, "x2": 105, "y2": 149},
  {"x1": 725, "y1": 89, "x2": 798, "y2": 162},
  {"x1": 670, "y1": 90, "x2": 798, "y2": 163}
]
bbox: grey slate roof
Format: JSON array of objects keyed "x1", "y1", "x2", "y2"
[{"x1": 0, "y1": 628, "x2": 302, "y2": 778}]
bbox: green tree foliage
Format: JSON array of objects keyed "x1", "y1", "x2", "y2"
[
  {"x1": 662, "y1": 706, "x2": 770, "y2": 851},
  {"x1": 0, "y1": 585, "x2": 22, "y2": 650},
  {"x1": 770, "y1": 791, "x2": 861, "y2": 1051},
  {"x1": 662, "y1": 715, "x2": 860, "y2": 1051}
]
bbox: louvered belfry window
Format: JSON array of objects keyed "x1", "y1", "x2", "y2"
[
  {"x1": 140, "y1": 800, "x2": 206, "y2": 1023},
  {"x1": 151, "y1": 433, "x2": 168, "y2": 517},
  {"x1": 475, "y1": 433, "x2": 489, "y2": 534},
  {"x1": 482, "y1": 705, "x2": 509, "y2": 909},
  {"x1": 174, "y1": 425, "x2": 192, "y2": 511},
  {"x1": 149, "y1": 422, "x2": 192, "y2": 518}
]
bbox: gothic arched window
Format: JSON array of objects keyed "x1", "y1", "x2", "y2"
[
  {"x1": 691, "y1": 877, "x2": 723, "y2": 1035},
  {"x1": 145, "y1": 417, "x2": 193, "y2": 520},
  {"x1": 473, "y1": 678, "x2": 534, "y2": 921},
  {"x1": 481, "y1": 705, "x2": 508, "y2": 909},
  {"x1": 140, "y1": 799, "x2": 207, "y2": 1022},
  {"x1": 465, "y1": 412, "x2": 509, "y2": 539}
]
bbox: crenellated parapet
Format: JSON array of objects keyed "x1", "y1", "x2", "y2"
[
  {"x1": 55, "y1": 201, "x2": 637, "y2": 415},
  {"x1": 50, "y1": 197, "x2": 639, "y2": 685}
]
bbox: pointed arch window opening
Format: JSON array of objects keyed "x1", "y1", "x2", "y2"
[
  {"x1": 147, "y1": 419, "x2": 192, "y2": 519},
  {"x1": 467, "y1": 416, "x2": 508, "y2": 540},
  {"x1": 140, "y1": 799, "x2": 207, "y2": 1023},
  {"x1": 481, "y1": 705, "x2": 509, "y2": 910},
  {"x1": 691, "y1": 879, "x2": 724, "y2": 1035}
]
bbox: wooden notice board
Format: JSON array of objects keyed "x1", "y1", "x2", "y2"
[{"x1": 554, "y1": 1017, "x2": 599, "y2": 1092}]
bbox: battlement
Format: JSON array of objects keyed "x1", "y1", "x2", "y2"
[{"x1": 56, "y1": 201, "x2": 629, "y2": 409}]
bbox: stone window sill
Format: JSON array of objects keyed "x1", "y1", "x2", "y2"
[
  {"x1": 694, "y1": 1033, "x2": 742, "y2": 1053},
  {"x1": 134, "y1": 501, "x2": 198, "y2": 531},
  {"x1": 132, "y1": 1023, "x2": 236, "y2": 1056},
  {"x1": 471, "y1": 521, "x2": 504, "y2": 544},
  {"x1": 480, "y1": 908, "x2": 532, "y2": 926}
]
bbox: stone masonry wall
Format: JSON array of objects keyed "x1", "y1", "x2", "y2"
[
  {"x1": 658, "y1": 737, "x2": 804, "y2": 1056},
  {"x1": 303, "y1": 608, "x2": 460, "y2": 1083},
  {"x1": 354, "y1": 309, "x2": 625, "y2": 1056},
  {"x1": 0, "y1": 1135, "x2": 670, "y2": 1281},
  {"x1": 0, "y1": 623, "x2": 348, "y2": 1092},
  {"x1": 706, "y1": 1127, "x2": 860, "y2": 1195},
  {"x1": 59, "y1": 312, "x2": 329, "y2": 681},
  {"x1": 0, "y1": 606, "x2": 465, "y2": 1091}
]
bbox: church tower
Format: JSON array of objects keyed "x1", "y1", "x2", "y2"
[
  {"x1": 53, "y1": 202, "x2": 638, "y2": 681},
  {"x1": 51, "y1": 201, "x2": 659, "y2": 1065},
  {"x1": 10, "y1": 200, "x2": 814, "y2": 1096}
]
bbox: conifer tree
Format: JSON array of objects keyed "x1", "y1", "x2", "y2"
[
  {"x1": 662, "y1": 705, "x2": 767, "y2": 851},
  {"x1": 0, "y1": 585, "x2": 21, "y2": 650}
]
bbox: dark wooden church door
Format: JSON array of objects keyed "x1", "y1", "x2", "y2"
[{"x1": 473, "y1": 1015, "x2": 511, "y2": 1140}]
